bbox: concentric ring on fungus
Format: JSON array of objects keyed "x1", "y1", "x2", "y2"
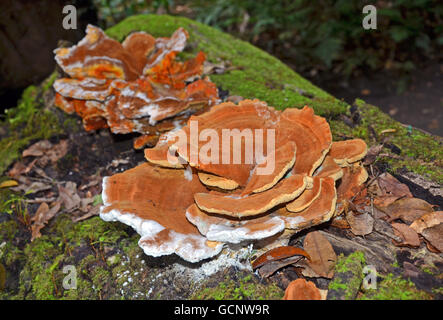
[{"x1": 100, "y1": 99, "x2": 368, "y2": 262}]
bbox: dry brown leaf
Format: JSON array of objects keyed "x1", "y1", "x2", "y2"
[
  {"x1": 58, "y1": 181, "x2": 81, "y2": 211},
  {"x1": 345, "y1": 211, "x2": 374, "y2": 236},
  {"x1": 283, "y1": 278, "x2": 321, "y2": 300},
  {"x1": 7, "y1": 160, "x2": 36, "y2": 178},
  {"x1": 30, "y1": 201, "x2": 61, "y2": 241},
  {"x1": 22, "y1": 140, "x2": 53, "y2": 157},
  {"x1": 38, "y1": 140, "x2": 69, "y2": 167},
  {"x1": 72, "y1": 204, "x2": 100, "y2": 222},
  {"x1": 374, "y1": 195, "x2": 403, "y2": 208},
  {"x1": 303, "y1": 231, "x2": 337, "y2": 278},
  {"x1": 21, "y1": 139, "x2": 69, "y2": 167},
  {"x1": 391, "y1": 222, "x2": 420, "y2": 248},
  {"x1": 410, "y1": 211, "x2": 443, "y2": 253},
  {"x1": 26, "y1": 197, "x2": 57, "y2": 204},
  {"x1": 257, "y1": 255, "x2": 305, "y2": 278},
  {"x1": 11, "y1": 180, "x2": 52, "y2": 194},
  {"x1": 363, "y1": 144, "x2": 383, "y2": 165},
  {"x1": 293, "y1": 259, "x2": 320, "y2": 278},
  {"x1": 381, "y1": 198, "x2": 434, "y2": 224},
  {"x1": 422, "y1": 226, "x2": 442, "y2": 253},
  {"x1": 373, "y1": 172, "x2": 413, "y2": 207},
  {"x1": 377, "y1": 172, "x2": 412, "y2": 197},
  {"x1": 409, "y1": 211, "x2": 443, "y2": 233}
]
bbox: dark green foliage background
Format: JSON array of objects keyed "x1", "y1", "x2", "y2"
[{"x1": 93, "y1": 0, "x2": 442, "y2": 76}]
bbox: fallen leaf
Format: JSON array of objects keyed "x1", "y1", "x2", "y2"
[
  {"x1": 79, "y1": 178, "x2": 100, "y2": 191},
  {"x1": 380, "y1": 198, "x2": 434, "y2": 224},
  {"x1": 0, "y1": 180, "x2": 18, "y2": 188},
  {"x1": 391, "y1": 222, "x2": 420, "y2": 247},
  {"x1": 410, "y1": 211, "x2": 443, "y2": 253},
  {"x1": 72, "y1": 205, "x2": 100, "y2": 222},
  {"x1": 345, "y1": 211, "x2": 374, "y2": 236},
  {"x1": 30, "y1": 201, "x2": 61, "y2": 241},
  {"x1": 58, "y1": 181, "x2": 81, "y2": 211},
  {"x1": 22, "y1": 140, "x2": 53, "y2": 157},
  {"x1": 283, "y1": 278, "x2": 321, "y2": 300},
  {"x1": 373, "y1": 195, "x2": 402, "y2": 208},
  {"x1": 377, "y1": 173, "x2": 412, "y2": 197},
  {"x1": 363, "y1": 144, "x2": 383, "y2": 165},
  {"x1": 7, "y1": 159, "x2": 36, "y2": 177},
  {"x1": 303, "y1": 231, "x2": 337, "y2": 278},
  {"x1": 26, "y1": 197, "x2": 57, "y2": 204},
  {"x1": 79, "y1": 197, "x2": 94, "y2": 212},
  {"x1": 409, "y1": 211, "x2": 443, "y2": 233},
  {"x1": 38, "y1": 140, "x2": 69, "y2": 167},
  {"x1": 373, "y1": 172, "x2": 413, "y2": 207},
  {"x1": 294, "y1": 259, "x2": 320, "y2": 278},
  {"x1": 257, "y1": 255, "x2": 304, "y2": 278},
  {"x1": 11, "y1": 180, "x2": 52, "y2": 194},
  {"x1": 420, "y1": 224, "x2": 442, "y2": 253},
  {"x1": 252, "y1": 246, "x2": 310, "y2": 270}
]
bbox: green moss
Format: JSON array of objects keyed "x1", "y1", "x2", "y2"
[
  {"x1": 327, "y1": 251, "x2": 366, "y2": 300},
  {"x1": 106, "y1": 15, "x2": 345, "y2": 117},
  {"x1": 190, "y1": 273, "x2": 283, "y2": 300},
  {"x1": 41, "y1": 71, "x2": 58, "y2": 93},
  {"x1": 334, "y1": 251, "x2": 366, "y2": 273},
  {"x1": 18, "y1": 236, "x2": 61, "y2": 299},
  {"x1": 330, "y1": 100, "x2": 443, "y2": 184},
  {"x1": 0, "y1": 219, "x2": 24, "y2": 276},
  {"x1": 13, "y1": 215, "x2": 129, "y2": 299},
  {"x1": 359, "y1": 273, "x2": 432, "y2": 300},
  {"x1": 0, "y1": 189, "x2": 30, "y2": 224},
  {"x1": 0, "y1": 219, "x2": 19, "y2": 242},
  {"x1": 54, "y1": 215, "x2": 128, "y2": 248},
  {"x1": 91, "y1": 266, "x2": 111, "y2": 292},
  {"x1": 0, "y1": 85, "x2": 61, "y2": 175}
]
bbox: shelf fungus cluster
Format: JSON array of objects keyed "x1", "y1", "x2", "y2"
[
  {"x1": 100, "y1": 99, "x2": 368, "y2": 262},
  {"x1": 53, "y1": 25, "x2": 219, "y2": 149}
]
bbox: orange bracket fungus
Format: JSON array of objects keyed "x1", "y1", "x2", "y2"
[
  {"x1": 100, "y1": 99, "x2": 368, "y2": 262},
  {"x1": 53, "y1": 25, "x2": 219, "y2": 149}
]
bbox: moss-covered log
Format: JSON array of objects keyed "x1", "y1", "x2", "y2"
[{"x1": 0, "y1": 14, "x2": 442, "y2": 300}]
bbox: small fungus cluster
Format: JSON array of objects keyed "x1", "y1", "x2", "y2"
[
  {"x1": 100, "y1": 99, "x2": 368, "y2": 262},
  {"x1": 53, "y1": 25, "x2": 219, "y2": 149}
]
